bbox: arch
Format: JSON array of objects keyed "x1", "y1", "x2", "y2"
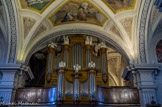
[
  {"x1": 2, "y1": 0, "x2": 19, "y2": 63},
  {"x1": 148, "y1": 29, "x2": 162, "y2": 64},
  {"x1": 147, "y1": 17, "x2": 162, "y2": 64},
  {"x1": 138, "y1": 0, "x2": 153, "y2": 63},
  {"x1": 24, "y1": 29, "x2": 131, "y2": 65}
]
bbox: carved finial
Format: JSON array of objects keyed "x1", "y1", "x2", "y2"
[
  {"x1": 63, "y1": 36, "x2": 69, "y2": 45},
  {"x1": 59, "y1": 61, "x2": 66, "y2": 68},
  {"x1": 48, "y1": 42, "x2": 57, "y2": 48},
  {"x1": 88, "y1": 61, "x2": 96, "y2": 68}
]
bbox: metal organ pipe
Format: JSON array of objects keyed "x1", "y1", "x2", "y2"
[
  {"x1": 89, "y1": 61, "x2": 96, "y2": 101},
  {"x1": 93, "y1": 56, "x2": 100, "y2": 72},
  {"x1": 102, "y1": 53, "x2": 107, "y2": 74},
  {"x1": 46, "y1": 43, "x2": 56, "y2": 74},
  {"x1": 64, "y1": 50, "x2": 69, "y2": 67},
  {"x1": 47, "y1": 53, "x2": 53, "y2": 74},
  {"x1": 57, "y1": 62, "x2": 66, "y2": 101},
  {"x1": 86, "y1": 50, "x2": 91, "y2": 68},
  {"x1": 73, "y1": 64, "x2": 81, "y2": 101},
  {"x1": 71, "y1": 44, "x2": 83, "y2": 67}
]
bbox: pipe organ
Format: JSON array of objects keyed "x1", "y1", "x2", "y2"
[
  {"x1": 15, "y1": 36, "x2": 140, "y2": 106},
  {"x1": 45, "y1": 36, "x2": 109, "y2": 102}
]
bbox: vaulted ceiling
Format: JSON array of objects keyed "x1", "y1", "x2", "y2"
[
  {"x1": 0, "y1": 0, "x2": 161, "y2": 64},
  {"x1": 15, "y1": 0, "x2": 140, "y2": 63}
]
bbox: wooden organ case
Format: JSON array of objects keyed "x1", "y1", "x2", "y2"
[{"x1": 45, "y1": 36, "x2": 108, "y2": 103}]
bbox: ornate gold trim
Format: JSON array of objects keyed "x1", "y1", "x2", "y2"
[
  {"x1": 48, "y1": 0, "x2": 108, "y2": 26},
  {"x1": 102, "y1": 0, "x2": 136, "y2": 14},
  {"x1": 20, "y1": 0, "x2": 55, "y2": 14}
]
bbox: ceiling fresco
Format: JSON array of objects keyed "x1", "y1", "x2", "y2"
[
  {"x1": 102, "y1": 0, "x2": 136, "y2": 13},
  {"x1": 48, "y1": 0, "x2": 108, "y2": 26},
  {"x1": 20, "y1": 0, "x2": 55, "y2": 13}
]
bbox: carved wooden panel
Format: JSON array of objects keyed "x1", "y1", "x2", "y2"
[{"x1": 97, "y1": 87, "x2": 140, "y2": 104}]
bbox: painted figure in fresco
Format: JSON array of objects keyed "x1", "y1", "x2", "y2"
[
  {"x1": 77, "y1": 2, "x2": 89, "y2": 21},
  {"x1": 52, "y1": 1, "x2": 106, "y2": 25},
  {"x1": 77, "y1": 7, "x2": 87, "y2": 21},
  {"x1": 106, "y1": 0, "x2": 133, "y2": 10},
  {"x1": 62, "y1": 11, "x2": 74, "y2": 22},
  {"x1": 23, "y1": 0, "x2": 51, "y2": 10}
]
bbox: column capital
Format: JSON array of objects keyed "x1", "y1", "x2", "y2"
[
  {"x1": 133, "y1": 64, "x2": 161, "y2": 71},
  {"x1": 0, "y1": 64, "x2": 34, "y2": 80},
  {"x1": 0, "y1": 64, "x2": 21, "y2": 71},
  {"x1": 122, "y1": 64, "x2": 161, "y2": 80}
]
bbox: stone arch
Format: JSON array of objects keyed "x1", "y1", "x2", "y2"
[
  {"x1": 24, "y1": 29, "x2": 131, "y2": 65},
  {"x1": 148, "y1": 18, "x2": 162, "y2": 64},
  {"x1": 1, "y1": 0, "x2": 19, "y2": 64},
  {"x1": 138, "y1": 0, "x2": 153, "y2": 64}
]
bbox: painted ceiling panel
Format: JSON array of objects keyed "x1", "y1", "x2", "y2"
[
  {"x1": 102, "y1": 0, "x2": 136, "y2": 13},
  {"x1": 48, "y1": 0, "x2": 108, "y2": 26},
  {"x1": 20, "y1": 0, "x2": 55, "y2": 13}
]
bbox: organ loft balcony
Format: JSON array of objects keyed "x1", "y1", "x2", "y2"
[{"x1": 13, "y1": 35, "x2": 140, "y2": 106}]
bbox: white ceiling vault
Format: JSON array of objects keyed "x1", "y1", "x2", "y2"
[
  {"x1": 2, "y1": 0, "x2": 161, "y2": 64},
  {"x1": 13, "y1": 0, "x2": 141, "y2": 63}
]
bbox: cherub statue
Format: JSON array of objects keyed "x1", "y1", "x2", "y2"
[
  {"x1": 63, "y1": 36, "x2": 69, "y2": 45},
  {"x1": 98, "y1": 42, "x2": 107, "y2": 48},
  {"x1": 85, "y1": 36, "x2": 92, "y2": 45},
  {"x1": 59, "y1": 61, "x2": 66, "y2": 68},
  {"x1": 48, "y1": 42, "x2": 57, "y2": 48},
  {"x1": 88, "y1": 61, "x2": 96, "y2": 69}
]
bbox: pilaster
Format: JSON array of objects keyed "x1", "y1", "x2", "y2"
[
  {"x1": 122, "y1": 64, "x2": 161, "y2": 107},
  {"x1": 0, "y1": 64, "x2": 34, "y2": 103}
]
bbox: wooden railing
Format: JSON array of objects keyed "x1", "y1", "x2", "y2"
[
  {"x1": 97, "y1": 87, "x2": 140, "y2": 104},
  {"x1": 15, "y1": 87, "x2": 140, "y2": 106}
]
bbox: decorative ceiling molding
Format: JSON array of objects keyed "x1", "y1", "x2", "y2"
[
  {"x1": 5, "y1": 0, "x2": 18, "y2": 63},
  {"x1": 120, "y1": 17, "x2": 133, "y2": 40},
  {"x1": 139, "y1": 0, "x2": 152, "y2": 63},
  {"x1": 48, "y1": 0, "x2": 108, "y2": 26},
  {"x1": 23, "y1": 17, "x2": 36, "y2": 39},
  {"x1": 102, "y1": 0, "x2": 136, "y2": 14},
  {"x1": 20, "y1": 0, "x2": 55, "y2": 14},
  {"x1": 24, "y1": 29, "x2": 130, "y2": 64},
  {"x1": 110, "y1": 25, "x2": 122, "y2": 39}
]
